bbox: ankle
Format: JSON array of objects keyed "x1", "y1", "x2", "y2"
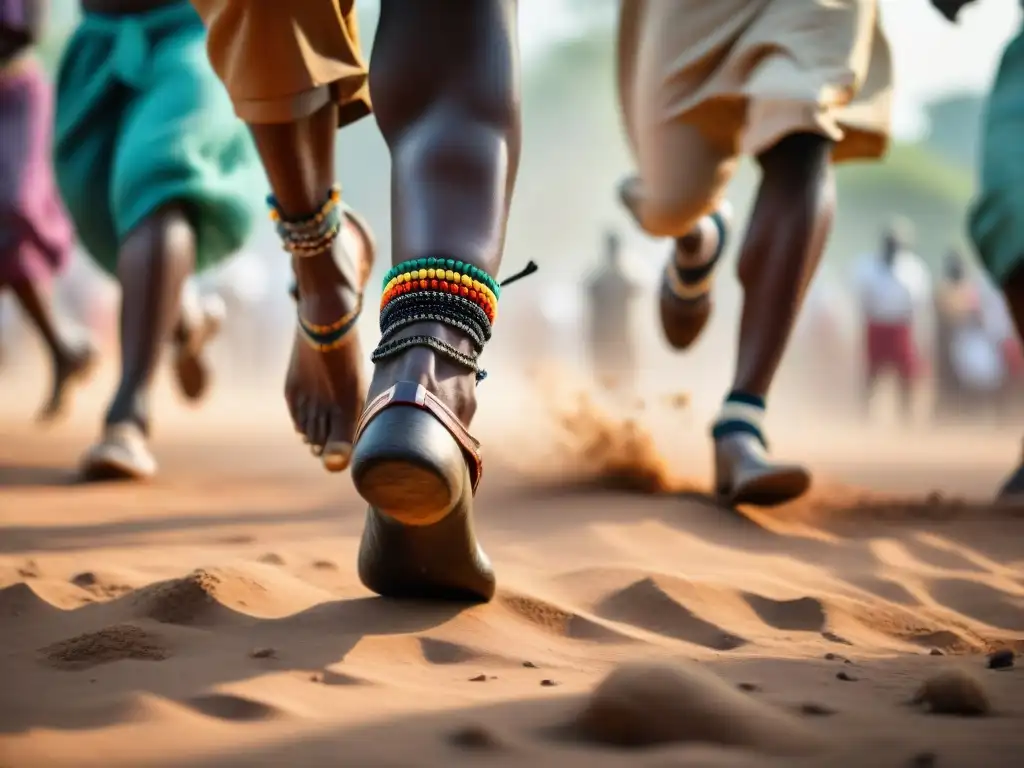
[
  {"x1": 712, "y1": 390, "x2": 767, "y2": 447},
  {"x1": 105, "y1": 391, "x2": 150, "y2": 436},
  {"x1": 675, "y1": 214, "x2": 721, "y2": 265}
]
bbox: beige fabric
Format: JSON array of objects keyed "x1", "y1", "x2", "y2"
[
  {"x1": 190, "y1": 0, "x2": 371, "y2": 126},
  {"x1": 617, "y1": 0, "x2": 893, "y2": 237}
]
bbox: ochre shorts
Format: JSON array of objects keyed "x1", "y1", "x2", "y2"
[{"x1": 190, "y1": 0, "x2": 371, "y2": 126}]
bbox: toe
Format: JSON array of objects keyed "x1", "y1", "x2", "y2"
[{"x1": 322, "y1": 407, "x2": 354, "y2": 472}]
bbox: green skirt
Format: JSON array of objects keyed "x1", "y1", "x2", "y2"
[
  {"x1": 53, "y1": 1, "x2": 264, "y2": 276},
  {"x1": 970, "y1": 21, "x2": 1024, "y2": 286}
]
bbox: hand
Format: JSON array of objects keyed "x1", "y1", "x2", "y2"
[{"x1": 930, "y1": 0, "x2": 977, "y2": 23}]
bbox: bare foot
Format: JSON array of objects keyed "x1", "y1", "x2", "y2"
[
  {"x1": 285, "y1": 209, "x2": 375, "y2": 472},
  {"x1": 173, "y1": 292, "x2": 226, "y2": 402},
  {"x1": 80, "y1": 422, "x2": 157, "y2": 482},
  {"x1": 37, "y1": 340, "x2": 98, "y2": 424}
]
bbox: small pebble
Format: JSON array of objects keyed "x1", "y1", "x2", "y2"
[
  {"x1": 250, "y1": 647, "x2": 276, "y2": 659},
  {"x1": 469, "y1": 674, "x2": 488, "y2": 682},
  {"x1": 522, "y1": 661, "x2": 538, "y2": 668},
  {"x1": 737, "y1": 682, "x2": 760, "y2": 692},
  {"x1": 987, "y1": 649, "x2": 1014, "y2": 670},
  {"x1": 930, "y1": 649, "x2": 944, "y2": 656},
  {"x1": 908, "y1": 751, "x2": 937, "y2": 767},
  {"x1": 836, "y1": 671, "x2": 857, "y2": 682},
  {"x1": 540, "y1": 679, "x2": 557, "y2": 687}
]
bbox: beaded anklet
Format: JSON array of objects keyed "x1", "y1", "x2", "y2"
[
  {"x1": 269, "y1": 185, "x2": 361, "y2": 351},
  {"x1": 371, "y1": 257, "x2": 537, "y2": 383}
]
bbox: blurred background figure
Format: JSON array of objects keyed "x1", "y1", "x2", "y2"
[
  {"x1": 584, "y1": 229, "x2": 641, "y2": 394},
  {"x1": 0, "y1": 0, "x2": 95, "y2": 422},
  {"x1": 931, "y1": 247, "x2": 1007, "y2": 421},
  {"x1": 853, "y1": 218, "x2": 931, "y2": 422}
]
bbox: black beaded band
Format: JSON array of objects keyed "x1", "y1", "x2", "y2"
[
  {"x1": 371, "y1": 334, "x2": 486, "y2": 382},
  {"x1": 379, "y1": 291, "x2": 493, "y2": 344},
  {"x1": 380, "y1": 309, "x2": 488, "y2": 353}
]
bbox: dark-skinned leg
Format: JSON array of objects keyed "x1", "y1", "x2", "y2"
[
  {"x1": 247, "y1": 103, "x2": 374, "y2": 471},
  {"x1": 350, "y1": 0, "x2": 520, "y2": 602},
  {"x1": 994, "y1": 265, "x2": 1024, "y2": 498},
  {"x1": 713, "y1": 132, "x2": 835, "y2": 506},
  {"x1": 6, "y1": 277, "x2": 95, "y2": 421},
  {"x1": 81, "y1": 205, "x2": 195, "y2": 480}
]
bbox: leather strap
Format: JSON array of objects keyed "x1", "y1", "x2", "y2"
[{"x1": 354, "y1": 381, "x2": 483, "y2": 493}]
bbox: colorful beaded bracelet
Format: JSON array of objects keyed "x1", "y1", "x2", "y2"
[
  {"x1": 267, "y1": 185, "x2": 342, "y2": 228},
  {"x1": 380, "y1": 274, "x2": 497, "y2": 321},
  {"x1": 383, "y1": 258, "x2": 500, "y2": 300}
]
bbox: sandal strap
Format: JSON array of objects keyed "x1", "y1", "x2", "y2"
[{"x1": 354, "y1": 381, "x2": 483, "y2": 493}]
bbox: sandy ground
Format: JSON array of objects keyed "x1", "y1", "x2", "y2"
[{"x1": 2, "y1": 359, "x2": 1024, "y2": 768}]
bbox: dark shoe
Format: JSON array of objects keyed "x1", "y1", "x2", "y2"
[
  {"x1": 714, "y1": 432, "x2": 810, "y2": 507},
  {"x1": 659, "y1": 205, "x2": 731, "y2": 350},
  {"x1": 350, "y1": 381, "x2": 495, "y2": 602}
]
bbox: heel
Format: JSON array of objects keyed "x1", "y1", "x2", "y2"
[
  {"x1": 352, "y1": 405, "x2": 466, "y2": 526},
  {"x1": 351, "y1": 380, "x2": 493, "y2": 602}
]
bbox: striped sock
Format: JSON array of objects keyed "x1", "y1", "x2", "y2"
[{"x1": 711, "y1": 390, "x2": 767, "y2": 447}]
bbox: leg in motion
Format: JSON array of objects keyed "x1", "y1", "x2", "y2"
[
  {"x1": 616, "y1": 0, "x2": 891, "y2": 506},
  {"x1": 55, "y1": 2, "x2": 264, "y2": 480},
  {"x1": 7, "y1": 278, "x2": 95, "y2": 421},
  {"x1": 82, "y1": 206, "x2": 194, "y2": 480},
  {"x1": 191, "y1": 0, "x2": 376, "y2": 473},
  {"x1": 616, "y1": 0, "x2": 738, "y2": 350},
  {"x1": 712, "y1": 133, "x2": 834, "y2": 506},
  {"x1": 0, "y1": 38, "x2": 94, "y2": 422},
  {"x1": 349, "y1": 0, "x2": 522, "y2": 602}
]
